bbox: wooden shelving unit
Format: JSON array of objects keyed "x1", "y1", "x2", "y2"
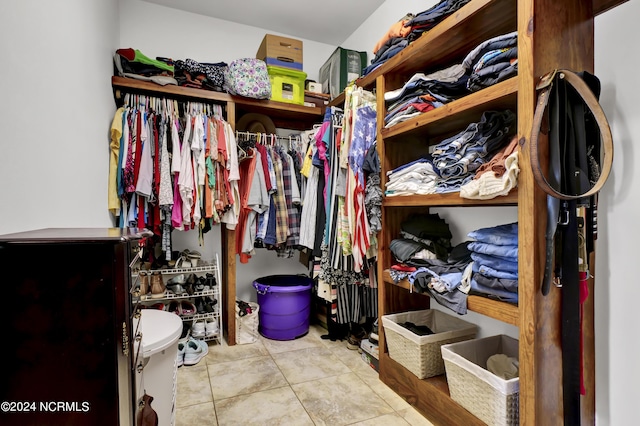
[
  {"x1": 364, "y1": 0, "x2": 626, "y2": 423},
  {"x1": 111, "y1": 75, "x2": 324, "y2": 346}
]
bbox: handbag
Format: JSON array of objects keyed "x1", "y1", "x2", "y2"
[{"x1": 224, "y1": 58, "x2": 272, "y2": 99}]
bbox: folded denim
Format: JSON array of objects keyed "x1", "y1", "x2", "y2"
[
  {"x1": 470, "y1": 273, "x2": 518, "y2": 303},
  {"x1": 468, "y1": 222, "x2": 518, "y2": 245},
  {"x1": 462, "y1": 31, "x2": 518, "y2": 71},
  {"x1": 472, "y1": 261, "x2": 518, "y2": 280},
  {"x1": 468, "y1": 241, "x2": 518, "y2": 258},
  {"x1": 471, "y1": 252, "x2": 518, "y2": 272}
]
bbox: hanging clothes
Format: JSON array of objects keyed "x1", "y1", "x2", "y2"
[{"x1": 108, "y1": 94, "x2": 237, "y2": 259}]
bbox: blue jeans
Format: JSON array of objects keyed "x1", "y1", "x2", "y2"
[{"x1": 468, "y1": 222, "x2": 518, "y2": 245}]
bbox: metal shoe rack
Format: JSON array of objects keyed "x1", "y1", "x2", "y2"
[{"x1": 131, "y1": 254, "x2": 223, "y2": 344}]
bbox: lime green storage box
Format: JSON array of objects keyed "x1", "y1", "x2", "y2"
[{"x1": 267, "y1": 66, "x2": 307, "y2": 105}]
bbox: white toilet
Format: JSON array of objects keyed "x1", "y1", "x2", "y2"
[{"x1": 132, "y1": 309, "x2": 183, "y2": 426}]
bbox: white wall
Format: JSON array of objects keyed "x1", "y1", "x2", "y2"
[
  {"x1": 344, "y1": 1, "x2": 639, "y2": 424},
  {"x1": 594, "y1": 2, "x2": 639, "y2": 425},
  {"x1": 118, "y1": 0, "x2": 339, "y2": 301},
  {"x1": 0, "y1": 0, "x2": 120, "y2": 235},
  {"x1": 119, "y1": 0, "x2": 337, "y2": 82}
]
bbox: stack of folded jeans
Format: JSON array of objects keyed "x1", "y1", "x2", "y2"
[
  {"x1": 467, "y1": 222, "x2": 518, "y2": 303},
  {"x1": 462, "y1": 31, "x2": 518, "y2": 92},
  {"x1": 431, "y1": 109, "x2": 517, "y2": 193},
  {"x1": 385, "y1": 157, "x2": 439, "y2": 196},
  {"x1": 384, "y1": 64, "x2": 468, "y2": 127},
  {"x1": 362, "y1": 0, "x2": 472, "y2": 77}
]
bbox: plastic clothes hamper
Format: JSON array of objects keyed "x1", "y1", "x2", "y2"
[
  {"x1": 441, "y1": 334, "x2": 520, "y2": 426},
  {"x1": 381, "y1": 309, "x2": 477, "y2": 379},
  {"x1": 253, "y1": 275, "x2": 313, "y2": 340},
  {"x1": 133, "y1": 309, "x2": 183, "y2": 426}
]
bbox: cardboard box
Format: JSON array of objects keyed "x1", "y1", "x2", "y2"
[
  {"x1": 360, "y1": 338, "x2": 379, "y2": 372},
  {"x1": 257, "y1": 34, "x2": 303, "y2": 71},
  {"x1": 319, "y1": 47, "x2": 367, "y2": 99},
  {"x1": 361, "y1": 351, "x2": 379, "y2": 372}
]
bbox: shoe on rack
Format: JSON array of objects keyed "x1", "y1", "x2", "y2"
[
  {"x1": 205, "y1": 273, "x2": 216, "y2": 289},
  {"x1": 188, "y1": 250, "x2": 201, "y2": 267},
  {"x1": 346, "y1": 326, "x2": 368, "y2": 351},
  {"x1": 150, "y1": 271, "x2": 166, "y2": 299},
  {"x1": 166, "y1": 300, "x2": 181, "y2": 316},
  {"x1": 167, "y1": 283, "x2": 188, "y2": 296},
  {"x1": 138, "y1": 271, "x2": 150, "y2": 299},
  {"x1": 185, "y1": 273, "x2": 198, "y2": 295},
  {"x1": 205, "y1": 318, "x2": 219, "y2": 338},
  {"x1": 191, "y1": 320, "x2": 206, "y2": 338},
  {"x1": 167, "y1": 274, "x2": 186, "y2": 285},
  {"x1": 194, "y1": 276, "x2": 207, "y2": 293},
  {"x1": 176, "y1": 342, "x2": 185, "y2": 368},
  {"x1": 180, "y1": 300, "x2": 197, "y2": 317},
  {"x1": 183, "y1": 338, "x2": 209, "y2": 366}
]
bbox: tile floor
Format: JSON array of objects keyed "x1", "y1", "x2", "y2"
[{"x1": 175, "y1": 323, "x2": 435, "y2": 426}]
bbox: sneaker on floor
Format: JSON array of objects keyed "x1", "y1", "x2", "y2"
[
  {"x1": 191, "y1": 320, "x2": 206, "y2": 338},
  {"x1": 176, "y1": 342, "x2": 185, "y2": 368},
  {"x1": 205, "y1": 318, "x2": 219, "y2": 338},
  {"x1": 346, "y1": 326, "x2": 368, "y2": 350},
  {"x1": 369, "y1": 319, "x2": 379, "y2": 345},
  {"x1": 183, "y1": 338, "x2": 209, "y2": 366}
]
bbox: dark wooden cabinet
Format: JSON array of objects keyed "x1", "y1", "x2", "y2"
[{"x1": 0, "y1": 228, "x2": 144, "y2": 426}]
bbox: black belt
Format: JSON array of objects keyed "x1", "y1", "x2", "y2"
[{"x1": 530, "y1": 69, "x2": 613, "y2": 425}]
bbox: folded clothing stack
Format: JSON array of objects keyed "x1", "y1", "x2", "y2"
[
  {"x1": 467, "y1": 222, "x2": 519, "y2": 303},
  {"x1": 174, "y1": 59, "x2": 227, "y2": 92},
  {"x1": 114, "y1": 48, "x2": 177, "y2": 86}
]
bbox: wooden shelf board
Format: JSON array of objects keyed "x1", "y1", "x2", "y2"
[
  {"x1": 382, "y1": 270, "x2": 519, "y2": 326},
  {"x1": 595, "y1": 0, "x2": 628, "y2": 15},
  {"x1": 383, "y1": 189, "x2": 518, "y2": 207},
  {"x1": 112, "y1": 76, "x2": 323, "y2": 127},
  {"x1": 379, "y1": 353, "x2": 485, "y2": 425},
  {"x1": 356, "y1": 0, "x2": 517, "y2": 89},
  {"x1": 382, "y1": 77, "x2": 518, "y2": 142},
  {"x1": 112, "y1": 76, "x2": 232, "y2": 103},
  {"x1": 328, "y1": 92, "x2": 345, "y2": 107}
]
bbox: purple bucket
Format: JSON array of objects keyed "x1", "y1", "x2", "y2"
[{"x1": 253, "y1": 275, "x2": 313, "y2": 341}]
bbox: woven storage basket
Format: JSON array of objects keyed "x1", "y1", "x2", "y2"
[
  {"x1": 441, "y1": 334, "x2": 520, "y2": 426},
  {"x1": 381, "y1": 309, "x2": 477, "y2": 379}
]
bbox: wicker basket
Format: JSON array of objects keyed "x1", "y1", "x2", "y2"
[
  {"x1": 441, "y1": 334, "x2": 520, "y2": 426},
  {"x1": 381, "y1": 310, "x2": 477, "y2": 379}
]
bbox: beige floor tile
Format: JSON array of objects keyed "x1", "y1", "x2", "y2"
[
  {"x1": 207, "y1": 355, "x2": 288, "y2": 400},
  {"x1": 292, "y1": 372, "x2": 395, "y2": 426},
  {"x1": 259, "y1": 330, "x2": 325, "y2": 354},
  {"x1": 176, "y1": 364, "x2": 213, "y2": 407},
  {"x1": 215, "y1": 386, "x2": 314, "y2": 426},
  {"x1": 355, "y1": 371, "x2": 412, "y2": 412},
  {"x1": 397, "y1": 406, "x2": 436, "y2": 426},
  {"x1": 175, "y1": 401, "x2": 217, "y2": 426},
  {"x1": 347, "y1": 412, "x2": 411, "y2": 426},
  {"x1": 271, "y1": 345, "x2": 351, "y2": 384},
  {"x1": 205, "y1": 339, "x2": 269, "y2": 364}
]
